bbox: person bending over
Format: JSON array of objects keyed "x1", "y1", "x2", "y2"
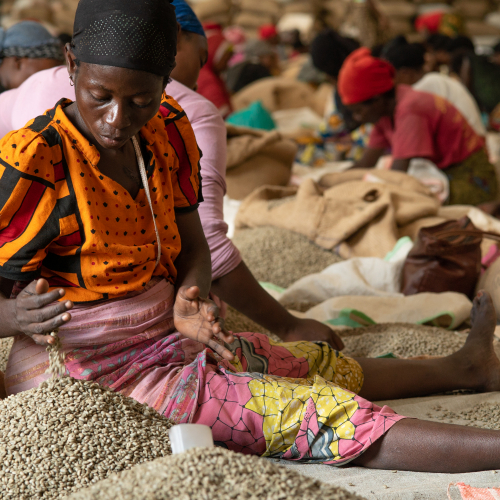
[
  {"x1": 0, "y1": 0, "x2": 343, "y2": 350},
  {"x1": 2, "y1": 0, "x2": 500, "y2": 475},
  {"x1": 340, "y1": 47, "x2": 497, "y2": 206},
  {"x1": 382, "y1": 36, "x2": 485, "y2": 137},
  {"x1": 0, "y1": 21, "x2": 63, "y2": 92}
]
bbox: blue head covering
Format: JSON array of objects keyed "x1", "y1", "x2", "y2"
[
  {"x1": 0, "y1": 21, "x2": 63, "y2": 63},
  {"x1": 171, "y1": 0, "x2": 205, "y2": 38}
]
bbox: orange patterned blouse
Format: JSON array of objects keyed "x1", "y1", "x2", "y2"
[{"x1": 0, "y1": 94, "x2": 202, "y2": 302}]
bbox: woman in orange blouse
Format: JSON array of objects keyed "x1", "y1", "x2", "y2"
[{"x1": 1, "y1": 0, "x2": 500, "y2": 480}]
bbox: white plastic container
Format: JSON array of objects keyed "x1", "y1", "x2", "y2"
[{"x1": 168, "y1": 424, "x2": 214, "y2": 454}]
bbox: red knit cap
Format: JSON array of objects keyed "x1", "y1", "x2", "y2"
[
  {"x1": 338, "y1": 47, "x2": 396, "y2": 105},
  {"x1": 259, "y1": 24, "x2": 278, "y2": 40}
]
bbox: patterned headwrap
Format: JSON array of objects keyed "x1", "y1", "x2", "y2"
[
  {"x1": 0, "y1": 21, "x2": 63, "y2": 63},
  {"x1": 72, "y1": 0, "x2": 178, "y2": 77},
  {"x1": 171, "y1": 0, "x2": 205, "y2": 38}
]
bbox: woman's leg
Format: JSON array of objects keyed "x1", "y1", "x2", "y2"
[
  {"x1": 352, "y1": 419, "x2": 500, "y2": 472},
  {"x1": 349, "y1": 291, "x2": 500, "y2": 473},
  {"x1": 356, "y1": 291, "x2": 500, "y2": 401}
]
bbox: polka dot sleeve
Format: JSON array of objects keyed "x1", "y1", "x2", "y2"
[{"x1": 0, "y1": 130, "x2": 61, "y2": 281}]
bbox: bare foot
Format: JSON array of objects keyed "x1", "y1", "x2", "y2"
[{"x1": 453, "y1": 291, "x2": 500, "y2": 392}]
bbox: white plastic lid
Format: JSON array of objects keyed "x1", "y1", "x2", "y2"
[{"x1": 168, "y1": 424, "x2": 214, "y2": 455}]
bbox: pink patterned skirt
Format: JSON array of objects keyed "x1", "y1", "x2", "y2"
[{"x1": 5, "y1": 279, "x2": 404, "y2": 465}]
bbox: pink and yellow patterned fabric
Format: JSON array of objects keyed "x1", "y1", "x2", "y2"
[{"x1": 5, "y1": 279, "x2": 405, "y2": 465}]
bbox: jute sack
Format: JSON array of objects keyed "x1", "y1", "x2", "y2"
[
  {"x1": 239, "y1": 0, "x2": 280, "y2": 17},
  {"x1": 236, "y1": 174, "x2": 439, "y2": 256},
  {"x1": 193, "y1": 0, "x2": 231, "y2": 20},
  {"x1": 466, "y1": 21, "x2": 500, "y2": 36},
  {"x1": 377, "y1": 2, "x2": 417, "y2": 18},
  {"x1": 282, "y1": 0, "x2": 316, "y2": 14},
  {"x1": 232, "y1": 77, "x2": 314, "y2": 112},
  {"x1": 226, "y1": 125, "x2": 296, "y2": 200},
  {"x1": 9, "y1": 0, "x2": 53, "y2": 24},
  {"x1": 454, "y1": 0, "x2": 490, "y2": 20},
  {"x1": 323, "y1": 0, "x2": 349, "y2": 29},
  {"x1": 388, "y1": 19, "x2": 414, "y2": 36},
  {"x1": 233, "y1": 12, "x2": 275, "y2": 29}
]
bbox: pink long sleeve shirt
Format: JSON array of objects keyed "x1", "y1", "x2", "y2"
[{"x1": 0, "y1": 67, "x2": 241, "y2": 280}]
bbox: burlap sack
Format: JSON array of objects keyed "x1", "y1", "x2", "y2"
[
  {"x1": 282, "y1": 0, "x2": 316, "y2": 15},
  {"x1": 454, "y1": 0, "x2": 490, "y2": 20},
  {"x1": 193, "y1": 0, "x2": 231, "y2": 20},
  {"x1": 232, "y1": 77, "x2": 314, "y2": 113},
  {"x1": 10, "y1": 0, "x2": 53, "y2": 24},
  {"x1": 466, "y1": 21, "x2": 500, "y2": 36},
  {"x1": 233, "y1": 12, "x2": 275, "y2": 29},
  {"x1": 319, "y1": 168, "x2": 432, "y2": 194},
  {"x1": 226, "y1": 125, "x2": 296, "y2": 200},
  {"x1": 377, "y1": 2, "x2": 417, "y2": 18},
  {"x1": 323, "y1": 0, "x2": 348, "y2": 29},
  {"x1": 51, "y1": 0, "x2": 79, "y2": 34},
  {"x1": 239, "y1": 0, "x2": 280, "y2": 17},
  {"x1": 236, "y1": 171, "x2": 440, "y2": 257},
  {"x1": 388, "y1": 19, "x2": 414, "y2": 36}
]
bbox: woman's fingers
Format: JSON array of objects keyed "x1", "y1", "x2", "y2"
[
  {"x1": 28, "y1": 313, "x2": 72, "y2": 344},
  {"x1": 35, "y1": 278, "x2": 50, "y2": 295},
  {"x1": 27, "y1": 301, "x2": 73, "y2": 324},
  {"x1": 207, "y1": 338, "x2": 234, "y2": 361},
  {"x1": 212, "y1": 320, "x2": 234, "y2": 344},
  {"x1": 20, "y1": 287, "x2": 66, "y2": 310}
]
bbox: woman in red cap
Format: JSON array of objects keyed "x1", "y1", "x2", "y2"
[{"x1": 338, "y1": 47, "x2": 497, "y2": 206}]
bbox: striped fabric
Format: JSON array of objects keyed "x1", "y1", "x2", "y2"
[{"x1": 0, "y1": 94, "x2": 202, "y2": 302}]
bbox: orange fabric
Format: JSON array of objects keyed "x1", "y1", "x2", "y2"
[
  {"x1": 338, "y1": 47, "x2": 396, "y2": 105},
  {"x1": 0, "y1": 93, "x2": 202, "y2": 302}
]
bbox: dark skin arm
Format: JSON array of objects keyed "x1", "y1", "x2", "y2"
[
  {"x1": 211, "y1": 261, "x2": 344, "y2": 350},
  {"x1": 391, "y1": 158, "x2": 411, "y2": 172},
  {"x1": 0, "y1": 277, "x2": 73, "y2": 345},
  {"x1": 351, "y1": 146, "x2": 385, "y2": 169},
  {"x1": 173, "y1": 209, "x2": 234, "y2": 360}
]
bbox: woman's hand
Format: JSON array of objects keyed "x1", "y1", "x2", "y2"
[
  {"x1": 279, "y1": 318, "x2": 345, "y2": 351},
  {"x1": 174, "y1": 285, "x2": 235, "y2": 360},
  {"x1": 11, "y1": 279, "x2": 73, "y2": 345}
]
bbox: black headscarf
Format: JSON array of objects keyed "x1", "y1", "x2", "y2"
[
  {"x1": 72, "y1": 0, "x2": 178, "y2": 77},
  {"x1": 381, "y1": 36, "x2": 425, "y2": 70},
  {"x1": 310, "y1": 29, "x2": 359, "y2": 79}
]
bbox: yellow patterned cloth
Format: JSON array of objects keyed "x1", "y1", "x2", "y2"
[{"x1": 192, "y1": 332, "x2": 405, "y2": 464}]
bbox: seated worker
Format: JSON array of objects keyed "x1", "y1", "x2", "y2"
[
  {"x1": 0, "y1": 1, "x2": 343, "y2": 350},
  {"x1": 0, "y1": 21, "x2": 64, "y2": 93},
  {"x1": 196, "y1": 23, "x2": 233, "y2": 118},
  {"x1": 382, "y1": 36, "x2": 485, "y2": 137},
  {"x1": 451, "y1": 47, "x2": 500, "y2": 119},
  {"x1": 225, "y1": 40, "x2": 278, "y2": 94},
  {"x1": 339, "y1": 48, "x2": 497, "y2": 206},
  {"x1": 309, "y1": 28, "x2": 367, "y2": 161},
  {"x1": 4, "y1": 0, "x2": 500, "y2": 474}
]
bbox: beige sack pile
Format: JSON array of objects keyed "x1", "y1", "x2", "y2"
[
  {"x1": 225, "y1": 124, "x2": 296, "y2": 200},
  {"x1": 1, "y1": 0, "x2": 79, "y2": 34},
  {"x1": 233, "y1": 0, "x2": 281, "y2": 39},
  {"x1": 191, "y1": 0, "x2": 232, "y2": 27},
  {"x1": 235, "y1": 169, "x2": 441, "y2": 259},
  {"x1": 377, "y1": 0, "x2": 416, "y2": 37}
]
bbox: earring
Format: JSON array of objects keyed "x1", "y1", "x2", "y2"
[{"x1": 69, "y1": 76, "x2": 74, "y2": 87}]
